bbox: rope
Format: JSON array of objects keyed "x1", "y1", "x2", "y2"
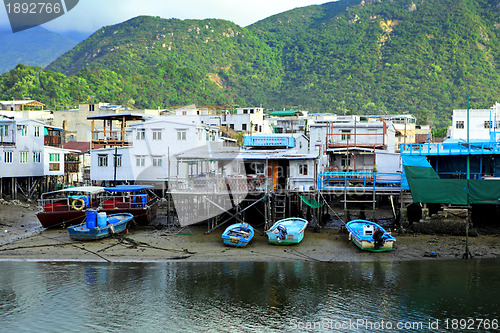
[{"x1": 319, "y1": 191, "x2": 345, "y2": 224}]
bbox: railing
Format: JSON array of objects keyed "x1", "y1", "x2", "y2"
[
  {"x1": 401, "y1": 142, "x2": 500, "y2": 156},
  {"x1": 44, "y1": 135, "x2": 62, "y2": 147},
  {"x1": 64, "y1": 161, "x2": 80, "y2": 173},
  {"x1": 317, "y1": 172, "x2": 403, "y2": 191},
  {"x1": 243, "y1": 136, "x2": 295, "y2": 148},
  {"x1": 168, "y1": 176, "x2": 255, "y2": 193}
]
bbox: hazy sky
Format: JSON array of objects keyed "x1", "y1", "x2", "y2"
[{"x1": 1, "y1": 0, "x2": 330, "y2": 33}]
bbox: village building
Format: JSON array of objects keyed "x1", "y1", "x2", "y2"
[
  {"x1": 52, "y1": 103, "x2": 161, "y2": 143},
  {"x1": 170, "y1": 105, "x2": 267, "y2": 134},
  {"x1": 0, "y1": 100, "x2": 45, "y2": 111},
  {"x1": 0, "y1": 116, "x2": 76, "y2": 198},
  {"x1": 310, "y1": 119, "x2": 399, "y2": 174},
  {"x1": 89, "y1": 116, "x2": 220, "y2": 186},
  {"x1": 451, "y1": 102, "x2": 500, "y2": 141},
  {"x1": 0, "y1": 100, "x2": 52, "y2": 122},
  {"x1": 368, "y1": 114, "x2": 417, "y2": 151}
]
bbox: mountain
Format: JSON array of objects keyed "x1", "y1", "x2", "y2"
[
  {"x1": 47, "y1": 16, "x2": 282, "y2": 104},
  {"x1": 6, "y1": 0, "x2": 500, "y2": 127},
  {"x1": 0, "y1": 26, "x2": 78, "y2": 74},
  {"x1": 248, "y1": 0, "x2": 500, "y2": 125}
]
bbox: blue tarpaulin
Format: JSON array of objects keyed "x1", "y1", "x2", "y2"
[{"x1": 104, "y1": 185, "x2": 153, "y2": 192}]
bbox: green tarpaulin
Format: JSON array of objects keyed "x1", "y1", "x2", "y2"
[
  {"x1": 402, "y1": 155, "x2": 500, "y2": 205},
  {"x1": 300, "y1": 196, "x2": 324, "y2": 208}
]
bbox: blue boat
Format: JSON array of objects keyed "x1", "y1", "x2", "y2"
[
  {"x1": 221, "y1": 223, "x2": 254, "y2": 247},
  {"x1": 67, "y1": 212, "x2": 134, "y2": 241},
  {"x1": 345, "y1": 219, "x2": 396, "y2": 252},
  {"x1": 266, "y1": 218, "x2": 308, "y2": 245}
]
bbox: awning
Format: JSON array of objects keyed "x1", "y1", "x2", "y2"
[{"x1": 104, "y1": 185, "x2": 154, "y2": 192}]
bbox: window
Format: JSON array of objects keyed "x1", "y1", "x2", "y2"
[
  {"x1": 136, "y1": 129, "x2": 145, "y2": 140},
  {"x1": 49, "y1": 153, "x2": 60, "y2": 162},
  {"x1": 33, "y1": 152, "x2": 41, "y2": 163},
  {"x1": 4, "y1": 151, "x2": 12, "y2": 163},
  {"x1": 230, "y1": 124, "x2": 234, "y2": 130},
  {"x1": 484, "y1": 121, "x2": 493, "y2": 129},
  {"x1": 34, "y1": 127, "x2": 40, "y2": 137},
  {"x1": 299, "y1": 164, "x2": 308, "y2": 176},
  {"x1": 19, "y1": 125, "x2": 27, "y2": 136},
  {"x1": 242, "y1": 124, "x2": 247, "y2": 131},
  {"x1": 152, "y1": 156, "x2": 162, "y2": 167},
  {"x1": 49, "y1": 163, "x2": 60, "y2": 171},
  {"x1": 19, "y1": 151, "x2": 28, "y2": 163},
  {"x1": 89, "y1": 104, "x2": 95, "y2": 111},
  {"x1": 0, "y1": 125, "x2": 9, "y2": 136},
  {"x1": 114, "y1": 154, "x2": 122, "y2": 167},
  {"x1": 152, "y1": 130, "x2": 162, "y2": 140},
  {"x1": 136, "y1": 156, "x2": 145, "y2": 167},
  {"x1": 456, "y1": 121, "x2": 464, "y2": 129},
  {"x1": 177, "y1": 130, "x2": 187, "y2": 141},
  {"x1": 251, "y1": 162, "x2": 265, "y2": 175},
  {"x1": 243, "y1": 109, "x2": 248, "y2": 114},
  {"x1": 250, "y1": 109, "x2": 254, "y2": 114},
  {"x1": 341, "y1": 130, "x2": 351, "y2": 140},
  {"x1": 98, "y1": 154, "x2": 108, "y2": 167}
]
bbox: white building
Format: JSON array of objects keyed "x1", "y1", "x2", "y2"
[
  {"x1": 310, "y1": 120, "x2": 399, "y2": 173},
  {"x1": 0, "y1": 117, "x2": 45, "y2": 178},
  {"x1": 172, "y1": 105, "x2": 267, "y2": 134},
  {"x1": 451, "y1": 102, "x2": 500, "y2": 140},
  {"x1": 53, "y1": 103, "x2": 161, "y2": 143},
  {"x1": 90, "y1": 117, "x2": 221, "y2": 184}
]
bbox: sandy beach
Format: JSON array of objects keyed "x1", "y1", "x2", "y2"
[{"x1": 0, "y1": 200, "x2": 499, "y2": 262}]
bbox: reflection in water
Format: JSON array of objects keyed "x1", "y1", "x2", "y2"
[{"x1": 0, "y1": 259, "x2": 499, "y2": 332}]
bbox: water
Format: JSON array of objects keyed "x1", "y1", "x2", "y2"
[{"x1": 0, "y1": 259, "x2": 499, "y2": 332}]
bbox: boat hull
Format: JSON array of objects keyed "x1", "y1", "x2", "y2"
[
  {"x1": 266, "y1": 218, "x2": 308, "y2": 245},
  {"x1": 37, "y1": 210, "x2": 86, "y2": 228},
  {"x1": 351, "y1": 237, "x2": 395, "y2": 252},
  {"x1": 346, "y1": 219, "x2": 396, "y2": 252},
  {"x1": 221, "y1": 223, "x2": 254, "y2": 247},
  {"x1": 36, "y1": 186, "x2": 106, "y2": 228},
  {"x1": 67, "y1": 213, "x2": 133, "y2": 241}
]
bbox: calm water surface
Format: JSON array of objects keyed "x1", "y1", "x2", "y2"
[{"x1": 0, "y1": 259, "x2": 499, "y2": 332}]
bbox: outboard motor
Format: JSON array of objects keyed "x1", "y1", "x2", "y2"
[
  {"x1": 373, "y1": 228, "x2": 385, "y2": 249},
  {"x1": 277, "y1": 224, "x2": 287, "y2": 243}
]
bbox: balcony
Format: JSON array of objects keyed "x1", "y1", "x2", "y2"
[{"x1": 64, "y1": 161, "x2": 80, "y2": 173}]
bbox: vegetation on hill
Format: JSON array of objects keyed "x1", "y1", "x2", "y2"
[
  {"x1": 2, "y1": 0, "x2": 500, "y2": 128},
  {"x1": 0, "y1": 63, "x2": 235, "y2": 109}
]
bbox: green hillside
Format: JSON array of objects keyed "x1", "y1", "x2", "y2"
[
  {"x1": 3, "y1": 0, "x2": 500, "y2": 127},
  {"x1": 249, "y1": 0, "x2": 500, "y2": 125},
  {"x1": 47, "y1": 16, "x2": 282, "y2": 105}
]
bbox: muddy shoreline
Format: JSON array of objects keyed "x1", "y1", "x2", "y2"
[{"x1": 0, "y1": 202, "x2": 499, "y2": 263}]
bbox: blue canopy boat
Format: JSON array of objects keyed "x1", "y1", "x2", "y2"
[
  {"x1": 100, "y1": 185, "x2": 159, "y2": 225},
  {"x1": 67, "y1": 212, "x2": 134, "y2": 241},
  {"x1": 345, "y1": 219, "x2": 396, "y2": 252},
  {"x1": 266, "y1": 218, "x2": 308, "y2": 245},
  {"x1": 221, "y1": 223, "x2": 254, "y2": 247}
]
